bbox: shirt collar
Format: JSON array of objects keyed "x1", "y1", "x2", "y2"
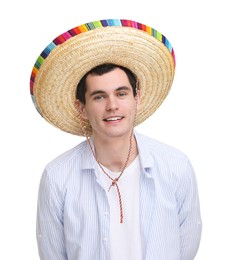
[
  {"x1": 81, "y1": 131, "x2": 154, "y2": 171},
  {"x1": 134, "y1": 131, "x2": 154, "y2": 170},
  {"x1": 81, "y1": 138, "x2": 97, "y2": 171}
]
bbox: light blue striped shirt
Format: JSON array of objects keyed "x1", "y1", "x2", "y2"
[{"x1": 37, "y1": 132, "x2": 202, "y2": 260}]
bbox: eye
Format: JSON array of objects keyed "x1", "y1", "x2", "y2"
[
  {"x1": 93, "y1": 95, "x2": 105, "y2": 101},
  {"x1": 117, "y1": 91, "x2": 127, "y2": 97}
]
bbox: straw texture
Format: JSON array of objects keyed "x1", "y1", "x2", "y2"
[{"x1": 30, "y1": 19, "x2": 175, "y2": 136}]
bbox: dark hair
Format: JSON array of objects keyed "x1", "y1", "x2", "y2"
[{"x1": 76, "y1": 63, "x2": 138, "y2": 104}]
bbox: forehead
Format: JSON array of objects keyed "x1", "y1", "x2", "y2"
[{"x1": 85, "y1": 68, "x2": 131, "y2": 91}]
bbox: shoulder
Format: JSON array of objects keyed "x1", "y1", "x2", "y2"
[
  {"x1": 135, "y1": 132, "x2": 196, "y2": 187},
  {"x1": 38, "y1": 140, "x2": 91, "y2": 201},
  {"x1": 42, "y1": 139, "x2": 88, "y2": 184},
  {"x1": 135, "y1": 132, "x2": 189, "y2": 163},
  {"x1": 46, "y1": 139, "x2": 87, "y2": 170}
]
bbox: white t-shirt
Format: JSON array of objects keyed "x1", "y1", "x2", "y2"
[{"x1": 98, "y1": 156, "x2": 142, "y2": 260}]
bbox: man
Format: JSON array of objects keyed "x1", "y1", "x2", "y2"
[{"x1": 31, "y1": 19, "x2": 202, "y2": 260}]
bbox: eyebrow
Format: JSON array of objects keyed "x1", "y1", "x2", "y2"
[{"x1": 89, "y1": 86, "x2": 131, "y2": 97}]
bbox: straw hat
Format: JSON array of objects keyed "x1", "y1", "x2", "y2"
[{"x1": 30, "y1": 19, "x2": 175, "y2": 136}]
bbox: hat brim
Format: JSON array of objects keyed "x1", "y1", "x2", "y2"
[{"x1": 30, "y1": 19, "x2": 175, "y2": 136}]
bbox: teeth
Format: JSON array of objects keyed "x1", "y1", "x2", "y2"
[{"x1": 105, "y1": 117, "x2": 122, "y2": 121}]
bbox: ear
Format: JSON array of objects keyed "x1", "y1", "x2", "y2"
[
  {"x1": 74, "y1": 100, "x2": 88, "y2": 120},
  {"x1": 135, "y1": 89, "x2": 141, "y2": 109}
]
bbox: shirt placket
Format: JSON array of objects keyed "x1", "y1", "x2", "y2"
[{"x1": 95, "y1": 175, "x2": 110, "y2": 260}]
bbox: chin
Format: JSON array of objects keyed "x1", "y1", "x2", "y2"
[
  {"x1": 104, "y1": 127, "x2": 133, "y2": 139},
  {"x1": 92, "y1": 122, "x2": 134, "y2": 139}
]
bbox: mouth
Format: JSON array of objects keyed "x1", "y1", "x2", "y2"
[{"x1": 103, "y1": 116, "x2": 124, "y2": 122}]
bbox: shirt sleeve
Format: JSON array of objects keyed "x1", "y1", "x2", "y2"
[
  {"x1": 36, "y1": 169, "x2": 67, "y2": 260},
  {"x1": 177, "y1": 160, "x2": 202, "y2": 260}
]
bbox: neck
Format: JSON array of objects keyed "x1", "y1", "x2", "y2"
[{"x1": 93, "y1": 132, "x2": 138, "y2": 172}]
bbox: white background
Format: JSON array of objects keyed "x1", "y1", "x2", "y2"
[{"x1": 1, "y1": 0, "x2": 230, "y2": 259}]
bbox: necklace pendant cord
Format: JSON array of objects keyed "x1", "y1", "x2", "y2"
[
  {"x1": 114, "y1": 182, "x2": 123, "y2": 223},
  {"x1": 108, "y1": 178, "x2": 119, "y2": 191},
  {"x1": 108, "y1": 178, "x2": 123, "y2": 223}
]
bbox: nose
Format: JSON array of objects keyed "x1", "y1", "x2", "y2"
[{"x1": 106, "y1": 96, "x2": 118, "y2": 111}]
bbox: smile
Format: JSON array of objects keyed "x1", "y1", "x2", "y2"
[{"x1": 103, "y1": 116, "x2": 124, "y2": 122}]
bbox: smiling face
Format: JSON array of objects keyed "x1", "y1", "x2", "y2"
[{"x1": 78, "y1": 67, "x2": 140, "y2": 141}]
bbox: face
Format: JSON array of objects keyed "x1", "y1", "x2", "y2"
[{"x1": 78, "y1": 68, "x2": 140, "y2": 141}]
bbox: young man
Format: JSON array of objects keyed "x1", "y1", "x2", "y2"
[{"x1": 31, "y1": 19, "x2": 202, "y2": 260}]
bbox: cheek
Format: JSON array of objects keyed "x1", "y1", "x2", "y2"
[
  {"x1": 83, "y1": 105, "x2": 101, "y2": 121},
  {"x1": 126, "y1": 99, "x2": 138, "y2": 111}
]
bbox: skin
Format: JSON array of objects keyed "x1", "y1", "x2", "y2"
[{"x1": 77, "y1": 68, "x2": 140, "y2": 172}]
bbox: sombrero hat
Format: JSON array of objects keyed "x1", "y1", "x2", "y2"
[{"x1": 30, "y1": 19, "x2": 175, "y2": 136}]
